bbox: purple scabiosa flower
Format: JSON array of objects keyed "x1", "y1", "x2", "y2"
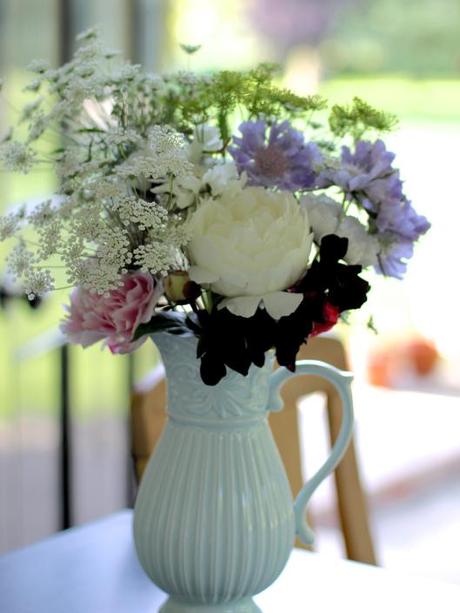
[
  {"x1": 376, "y1": 237, "x2": 414, "y2": 279},
  {"x1": 228, "y1": 120, "x2": 322, "y2": 190},
  {"x1": 376, "y1": 198, "x2": 431, "y2": 241},
  {"x1": 319, "y1": 139, "x2": 430, "y2": 279},
  {"x1": 374, "y1": 200, "x2": 430, "y2": 278},
  {"x1": 318, "y1": 139, "x2": 403, "y2": 213}
]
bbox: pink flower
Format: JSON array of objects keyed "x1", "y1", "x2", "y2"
[{"x1": 61, "y1": 272, "x2": 163, "y2": 354}]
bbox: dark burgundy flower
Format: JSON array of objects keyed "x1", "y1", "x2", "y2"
[{"x1": 296, "y1": 234, "x2": 370, "y2": 312}]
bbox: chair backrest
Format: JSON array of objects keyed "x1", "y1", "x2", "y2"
[
  {"x1": 131, "y1": 365, "x2": 167, "y2": 482},
  {"x1": 130, "y1": 335, "x2": 377, "y2": 565}
]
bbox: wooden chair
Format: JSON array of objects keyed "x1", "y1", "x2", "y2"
[{"x1": 130, "y1": 335, "x2": 377, "y2": 566}]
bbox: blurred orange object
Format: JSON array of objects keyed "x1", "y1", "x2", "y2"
[
  {"x1": 367, "y1": 336, "x2": 440, "y2": 387},
  {"x1": 405, "y1": 338, "x2": 440, "y2": 376},
  {"x1": 367, "y1": 353, "x2": 394, "y2": 387}
]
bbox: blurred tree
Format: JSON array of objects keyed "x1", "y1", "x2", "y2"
[
  {"x1": 248, "y1": 0, "x2": 460, "y2": 77},
  {"x1": 322, "y1": 0, "x2": 460, "y2": 76}
]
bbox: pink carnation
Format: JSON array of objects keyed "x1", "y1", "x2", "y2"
[{"x1": 61, "y1": 272, "x2": 163, "y2": 354}]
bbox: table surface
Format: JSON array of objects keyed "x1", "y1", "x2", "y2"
[{"x1": 1, "y1": 511, "x2": 460, "y2": 613}]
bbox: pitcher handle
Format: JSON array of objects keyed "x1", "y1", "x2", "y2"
[{"x1": 268, "y1": 359, "x2": 354, "y2": 545}]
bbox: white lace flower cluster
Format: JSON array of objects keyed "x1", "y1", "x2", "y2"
[
  {"x1": 0, "y1": 31, "x2": 219, "y2": 297},
  {"x1": 0, "y1": 142, "x2": 37, "y2": 173}
]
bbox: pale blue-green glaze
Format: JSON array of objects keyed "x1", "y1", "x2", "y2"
[{"x1": 133, "y1": 333, "x2": 354, "y2": 613}]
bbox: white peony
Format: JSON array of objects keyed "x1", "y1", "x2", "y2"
[
  {"x1": 301, "y1": 194, "x2": 379, "y2": 267},
  {"x1": 188, "y1": 186, "x2": 313, "y2": 319}
]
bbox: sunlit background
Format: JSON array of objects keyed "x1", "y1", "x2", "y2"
[{"x1": 1, "y1": 0, "x2": 459, "y2": 582}]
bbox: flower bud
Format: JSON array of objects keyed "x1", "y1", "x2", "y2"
[{"x1": 164, "y1": 271, "x2": 201, "y2": 303}]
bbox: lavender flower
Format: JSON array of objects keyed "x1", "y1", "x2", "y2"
[
  {"x1": 376, "y1": 238, "x2": 414, "y2": 279},
  {"x1": 318, "y1": 139, "x2": 402, "y2": 213},
  {"x1": 319, "y1": 139, "x2": 430, "y2": 279},
  {"x1": 229, "y1": 120, "x2": 322, "y2": 190},
  {"x1": 376, "y1": 198, "x2": 431, "y2": 241},
  {"x1": 374, "y1": 200, "x2": 430, "y2": 278}
]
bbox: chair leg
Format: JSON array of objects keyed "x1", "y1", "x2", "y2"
[{"x1": 326, "y1": 392, "x2": 378, "y2": 565}]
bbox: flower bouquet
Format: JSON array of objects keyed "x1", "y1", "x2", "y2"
[
  {"x1": 0, "y1": 30, "x2": 429, "y2": 385},
  {"x1": 0, "y1": 30, "x2": 430, "y2": 612}
]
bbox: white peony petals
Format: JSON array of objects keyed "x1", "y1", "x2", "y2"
[
  {"x1": 262, "y1": 291, "x2": 303, "y2": 320},
  {"x1": 217, "y1": 291, "x2": 303, "y2": 320},
  {"x1": 218, "y1": 295, "x2": 262, "y2": 318}
]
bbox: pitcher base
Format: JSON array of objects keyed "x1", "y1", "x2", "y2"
[{"x1": 159, "y1": 596, "x2": 262, "y2": 612}]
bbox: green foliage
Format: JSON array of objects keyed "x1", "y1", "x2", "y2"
[
  {"x1": 329, "y1": 96, "x2": 398, "y2": 140},
  {"x1": 163, "y1": 63, "x2": 327, "y2": 143}
]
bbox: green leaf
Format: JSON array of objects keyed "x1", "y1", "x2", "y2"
[
  {"x1": 76, "y1": 127, "x2": 105, "y2": 134},
  {"x1": 133, "y1": 311, "x2": 192, "y2": 340},
  {"x1": 367, "y1": 315, "x2": 379, "y2": 335}
]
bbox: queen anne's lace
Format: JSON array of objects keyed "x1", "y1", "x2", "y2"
[
  {"x1": 0, "y1": 38, "x2": 198, "y2": 294},
  {"x1": 0, "y1": 208, "x2": 25, "y2": 241},
  {"x1": 0, "y1": 142, "x2": 37, "y2": 173}
]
